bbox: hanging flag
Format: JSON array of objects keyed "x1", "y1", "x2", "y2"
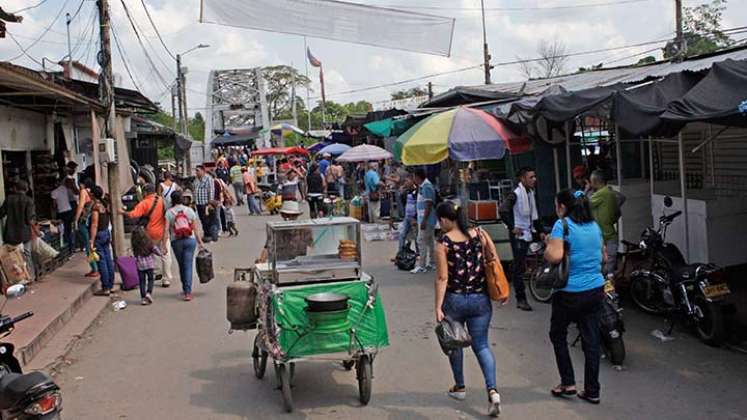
[{"x1": 307, "y1": 47, "x2": 322, "y2": 68}]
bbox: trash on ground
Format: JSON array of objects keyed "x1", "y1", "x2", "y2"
[
  {"x1": 112, "y1": 300, "x2": 128, "y2": 311},
  {"x1": 651, "y1": 329, "x2": 675, "y2": 342}
]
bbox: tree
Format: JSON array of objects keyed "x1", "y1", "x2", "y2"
[
  {"x1": 637, "y1": 56, "x2": 657, "y2": 65},
  {"x1": 262, "y1": 65, "x2": 311, "y2": 119},
  {"x1": 294, "y1": 100, "x2": 373, "y2": 131},
  {"x1": 519, "y1": 38, "x2": 569, "y2": 79},
  {"x1": 390, "y1": 87, "x2": 428, "y2": 100},
  {"x1": 663, "y1": 0, "x2": 732, "y2": 59}
]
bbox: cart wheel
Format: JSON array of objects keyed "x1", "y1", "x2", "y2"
[
  {"x1": 342, "y1": 360, "x2": 355, "y2": 371},
  {"x1": 356, "y1": 355, "x2": 372, "y2": 405},
  {"x1": 252, "y1": 335, "x2": 268, "y2": 380},
  {"x1": 277, "y1": 363, "x2": 294, "y2": 413}
]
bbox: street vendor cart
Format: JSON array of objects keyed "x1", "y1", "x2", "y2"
[{"x1": 227, "y1": 217, "x2": 389, "y2": 412}]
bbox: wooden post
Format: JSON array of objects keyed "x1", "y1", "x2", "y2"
[
  {"x1": 678, "y1": 132, "x2": 690, "y2": 261},
  {"x1": 565, "y1": 121, "x2": 572, "y2": 188}
]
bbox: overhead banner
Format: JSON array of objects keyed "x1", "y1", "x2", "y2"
[{"x1": 199, "y1": 0, "x2": 455, "y2": 57}]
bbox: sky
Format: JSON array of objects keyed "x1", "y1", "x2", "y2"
[{"x1": 2, "y1": 0, "x2": 747, "y2": 120}]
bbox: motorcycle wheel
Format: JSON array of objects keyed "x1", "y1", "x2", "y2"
[
  {"x1": 528, "y1": 269, "x2": 553, "y2": 303},
  {"x1": 692, "y1": 295, "x2": 727, "y2": 346},
  {"x1": 629, "y1": 274, "x2": 667, "y2": 315},
  {"x1": 602, "y1": 334, "x2": 626, "y2": 366}
]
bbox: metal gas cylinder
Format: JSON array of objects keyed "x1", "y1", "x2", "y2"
[{"x1": 227, "y1": 277, "x2": 258, "y2": 331}]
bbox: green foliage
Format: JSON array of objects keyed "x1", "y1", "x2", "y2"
[
  {"x1": 390, "y1": 87, "x2": 428, "y2": 100},
  {"x1": 293, "y1": 100, "x2": 372, "y2": 131},
  {"x1": 637, "y1": 56, "x2": 657, "y2": 65},
  {"x1": 143, "y1": 111, "x2": 204, "y2": 142},
  {"x1": 663, "y1": 0, "x2": 732, "y2": 58},
  {"x1": 262, "y1": 65, "x2": 312, "y2": 119}
]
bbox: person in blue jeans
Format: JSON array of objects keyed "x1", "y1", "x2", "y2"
[
  {"x1": 88, "y1": 186, "x2": 114, "y2": 296},
  {"x1": 545, "y1": 189, "x2": 606, "y2": 405},
  {"x1": 165, "y1": 191, "x2": 205, "y2": 301},
  {"x1": 434, "y1": 201, "x2": 501, "y2": 417}
]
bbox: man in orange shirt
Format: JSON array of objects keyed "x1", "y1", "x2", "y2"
[
  {"x1": 243, "y1": 167, "x2": 261, "y2": 215},
  {"x1": 119, "y1": 184, "x2": 171, "y2": 287}
]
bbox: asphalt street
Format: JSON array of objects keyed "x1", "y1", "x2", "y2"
[{"x1": 56, "y1": 209, "x2": 747, "y2": 419}]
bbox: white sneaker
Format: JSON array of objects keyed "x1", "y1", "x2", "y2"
[
  {"x1": 410, "y1": 266, "x2": 427, "y2": 274},
  {"x1": 488, "y1": 390, "x2": 501, "y2": 417},
  {"x1": 448, "y1": 386, "x2": 466, "y2": 401}
]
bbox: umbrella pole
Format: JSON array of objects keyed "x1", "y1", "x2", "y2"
[{"x1": 565, "y1": 121, "x2": 572, "y2": 189}]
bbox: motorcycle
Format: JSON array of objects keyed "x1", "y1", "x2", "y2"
[
  {"x1": 260, "y1": 187, "x2": 282, "y2": 215},
  {"x1": 0, "y1": 285, "x2": 62, "y2": 419},
  {"x1": 628, "y1": 196, "x2": 732, "y2": 346}
]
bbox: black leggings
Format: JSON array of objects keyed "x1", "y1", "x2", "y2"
[{"x1": 307, "y1": 196, "x2": 323, "y2": 218}]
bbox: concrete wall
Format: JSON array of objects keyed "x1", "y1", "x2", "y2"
[{"x1": 0, "y1": 106, "x2": 50, "y2": 151}]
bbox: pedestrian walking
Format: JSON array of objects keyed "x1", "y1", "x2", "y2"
[
  {"x1": 119, "y1": 183, "x2": 171, "y2": 288},
  {"x1": 0, "y1": 180, "x2": 38, "y2": 280},
  {"x1": 499, "y1": 167, "x2": 542, "y2": 311},
  {"x1": 229, "y1": 161, "x2": 245, "y2": 206},
  {"x1": 395, "y1": 174, "x2": 418, "y2": 256},
  {"x1": 327, "y1": 159, "x2": 345, "y2": 198},
  {"x1": 434, "y1": 201, "x2": 501, "y2": 417},
  {"x1": 243, "y1": 167, "x2": 261, "y2": 215},
  {"x1": 545, "y1": 189, "x2": 606, "y2": 405},
  {"x1": 306, "y1": 163, "x2": 326, "y2": 218},
  {"x1": 158, "y1": 171, "x2": 180, "y2": 209},
  {"x1": 165, "y1": 190, "x2": 205, "y2": 302},
  {"x1": 224, "y1": 198, "x2": 239, "y2": 236},
  {"x1": 132, "y1": 230, "x2": 161, "y2": 305},
  {"x1": 73, "y1": 178, "x2": 98, "y2": 278},
  {"x1": 281, "y1": 168, "x2": 302, "y2": 202},
  {"x1": 89, "y1": 186, "x2": 115, "y2": 297},
  {"x1": 364, "y1": 162, "x2": 382, "y2": 223},
  {"x1": 193, "y1": 166, "x2": 218, "y2": 242},
  {"x1": 411, "y1": 167, "x2": 436, "y2": 273},
  {"x1": 51, "y1": 178, "x2": 75, "y2": 253}
]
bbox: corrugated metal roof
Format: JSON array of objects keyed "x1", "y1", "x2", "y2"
[{"x1": 423, "y1": 46, "x2": 747, "y2": 107}]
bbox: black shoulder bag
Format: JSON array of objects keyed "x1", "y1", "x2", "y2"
[
  {"x1": 534, "y1": 218, "x2": 570, "y2": 290},
  {"x1": 138, "y1": 196, "x2": 160, "y2": 227}
]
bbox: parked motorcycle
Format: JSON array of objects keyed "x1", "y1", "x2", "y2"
[
  {"x1": 628, "y1": 196, "x2": 732, "y2": 346},
  {"x1": 0, "y1": 285, "x2": 62, "y2": 419}
]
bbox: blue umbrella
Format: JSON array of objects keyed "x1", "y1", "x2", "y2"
[{"x1": 318, "y1": 143, "x2": 351, "y2": 156}]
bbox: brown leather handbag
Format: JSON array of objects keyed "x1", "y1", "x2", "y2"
[{"x1": 478, "y1": 228, "x2": 510, "y2": 303}]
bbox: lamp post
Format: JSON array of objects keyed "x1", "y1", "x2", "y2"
[{"x1": 176, "y1": 44, "x2": 209, "y2": 136}]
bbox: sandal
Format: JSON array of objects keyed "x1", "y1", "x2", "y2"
[
  {"x1": 551, "y1": 384, "x2": 577, "y2": 398},
  {"x1": 578, "y1": 391, "x2": 600, "y2": 405}
]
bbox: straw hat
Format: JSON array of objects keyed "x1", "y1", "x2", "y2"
[{"x1": 279, "y1": 200, "x2": 303, "y2": 215}]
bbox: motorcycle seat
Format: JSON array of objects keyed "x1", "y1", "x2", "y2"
[{"x1": 0, "y1": 371, "x2": 54, "y2": 410}]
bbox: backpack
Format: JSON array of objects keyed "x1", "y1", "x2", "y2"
[{"x1": 172, "y1": 209, "x2": 193, "y2": 239}]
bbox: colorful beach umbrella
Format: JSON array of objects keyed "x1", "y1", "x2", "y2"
[
  {"x1": 395, "y1": 107, "x2": 527, "y2": 165},
  {"x1": 270, "y1": 122, "x2": 306, "y2": 137},
  {"x1": 337, "y1": 144, "x2": 392, "y2": 162},
  {"x1": 318, "y1": 143, "x2": 351, "y2": 156}
]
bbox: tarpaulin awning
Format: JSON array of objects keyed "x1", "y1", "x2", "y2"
[
  {"x1": 661, "y1": 59, "x2": 747, "y2": 127},
  {"x1": 251, "y1": 146, "x2": 309, "y2": 157},
  {"x1": 532, "y1": 84, "x2": 624, "y2": 122},
  {"x1": 613, "y1": 71, "x2": 704, "y2": 137},
  {"x1": 200, "y1": 0, "x2": 455, "y2": 56},
  {"x1": 363, "y1": 117, "x2": 416, "y2": 138},
  {"x1": 211, "y1": 132, "x2": 259, "y2": 146}
]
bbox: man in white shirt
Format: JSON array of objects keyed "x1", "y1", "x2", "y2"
[
  {"x1": 51, "y1": 179, "x2": 75, "y2": 253},
  {"x1": 499, "y1": 167, "x2": 542, "y2": 311}
]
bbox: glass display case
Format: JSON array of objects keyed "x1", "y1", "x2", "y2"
[{"x1": 264, "y1": 217, "x2": 361, "y2": 285}]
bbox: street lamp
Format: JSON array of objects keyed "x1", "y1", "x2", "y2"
[{"x1": 176, "y1": 44, "x2": 210, "y2": 135}]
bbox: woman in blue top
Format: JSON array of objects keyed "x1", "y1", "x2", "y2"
[{"x1": 544, "y1": 189, "x2": 606, "y2": 405}]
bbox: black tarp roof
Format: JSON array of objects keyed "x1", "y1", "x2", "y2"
[{"x1": 661, "y1": 59, "x2": 747, "y2": 128}]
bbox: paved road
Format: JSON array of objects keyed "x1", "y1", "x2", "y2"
[{"x1": 56, "y1": 209, "x2": 747, "y2": 419}]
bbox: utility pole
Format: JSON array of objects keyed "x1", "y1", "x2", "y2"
[
  {"x1": 97, "y1": 0, "x2": 125, "y2": 257},
  {"x1": 291, "y1": 63, "x2": 298, "y2": 127},
  {"x1": 181, "y1": 69, "x2": 188, "y2": 135},
  {"x1": 171, "y1": 84, "x2": 177, "y2": 131},
  {"x1": 480, "y1": 0, "x2": 492, "y2": 84},
  {"x1": 675, "y1": 0, "x2": 686, "y2": 59},
  {"x1": 176, "y1": 54, "x2": 189, "y2": 135},
  {"x1": 427, "y1": 82, "x2": 433, "y2": 100},
  {"x1": 65, "y1": 13, "x2": 72, "y2": 64}
]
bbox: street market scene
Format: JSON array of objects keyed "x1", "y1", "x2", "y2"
[{"x1": 0, "y1": 0, "x2": 746, "y2": 418}]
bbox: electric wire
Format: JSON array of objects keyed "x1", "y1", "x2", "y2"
[
  {"x1": 5, "y1": 32, "x2": 44, "y2": 66},
  {"x1": 139, "y1": 0, "x2": 176, "y2": 60},
  {"x1": 117, "y1": 0, "x2": 172, "y2": 89},
  {"x1": 7, "y1": 0, "x2": 73, "y2": 62},
  {"x1": 9, "y1": 0, "x2": 51, "y2": 14},
  {"x1": 70, "y1": 5, "x2": 98, "y2": 59},
  {"x1": 117, "y1": 0, "x2": 175, "y2": 79},
  {"x1": 382, "y1": 0, "x2": 650, "y2": 12},
  {"x1": 111, "y1": 22, "x2": 144, "y2": 92}
]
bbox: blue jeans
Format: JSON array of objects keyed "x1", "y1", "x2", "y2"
[
  {"x1": 171, "y1": 237, "x2": 197, "y2": 294},
  {"x1": 94, "y1": 230, "x2": 114, "y2": 290},
  {"x1": 79, "y1": 219, "x2": 98, "y2": 273},
  {"x1": 442, "y1": 292, "x2": 497, "y2": 390},
  {"x1": 247, "y1": 194, "x2": 261, "y2": 215},
  {"x1": 398, "y1": 217, "x2": 417, "y2": 251}
]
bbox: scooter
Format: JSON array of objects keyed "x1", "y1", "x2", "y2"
[
  {"x1": 0, "y1": 285, "x2": 62, "y2": 419},
  {"x1": 628, "y1": 196, "x2": 732, "y2": 346},
  {"x1": 260, "y1": 186, "x2": 282, "y2": 215}
]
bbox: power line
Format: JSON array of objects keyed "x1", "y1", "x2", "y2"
[
  {"x1": 111, "y1": 22, "x2": 144, "y2": 92},
  {"x1": 5, "y1": 32, "x2": 44, "y2": 66},
  {"x1": 117, "y1": 0, "x2": 174, "y2": 79},
  {"x1": 139, "y1": 0, "x2": 176, "y2": 60},
  {"x1": 7, "y1": 0, "x2": 73, "y2": 62},
  {"x1": 70, "y1": 5, "x2": 98, "y2": 59},
  {"x1": 10, "y1": 0, "x2": 51, "y2": 14},
  {"x1": 69, "y1": 0, "x2": 87, "y2": 22},
  {"x1": 118, "y1": 0, "x2": 172, "y2": 89},
  {"x1": 382, "y1": 0, "x2": 650, "y2": 12}
]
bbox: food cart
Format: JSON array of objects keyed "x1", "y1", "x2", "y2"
[{"x1": 229, "y1": 217, "x2": 388, "y2": 412}]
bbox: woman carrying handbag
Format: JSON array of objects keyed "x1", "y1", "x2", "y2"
[
  {"x1": 544, "y1": 189, "x2": 606, "y2": 405},
  {"x1": 433, "y1": 201, "x2": 502, "y2": 417}
]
